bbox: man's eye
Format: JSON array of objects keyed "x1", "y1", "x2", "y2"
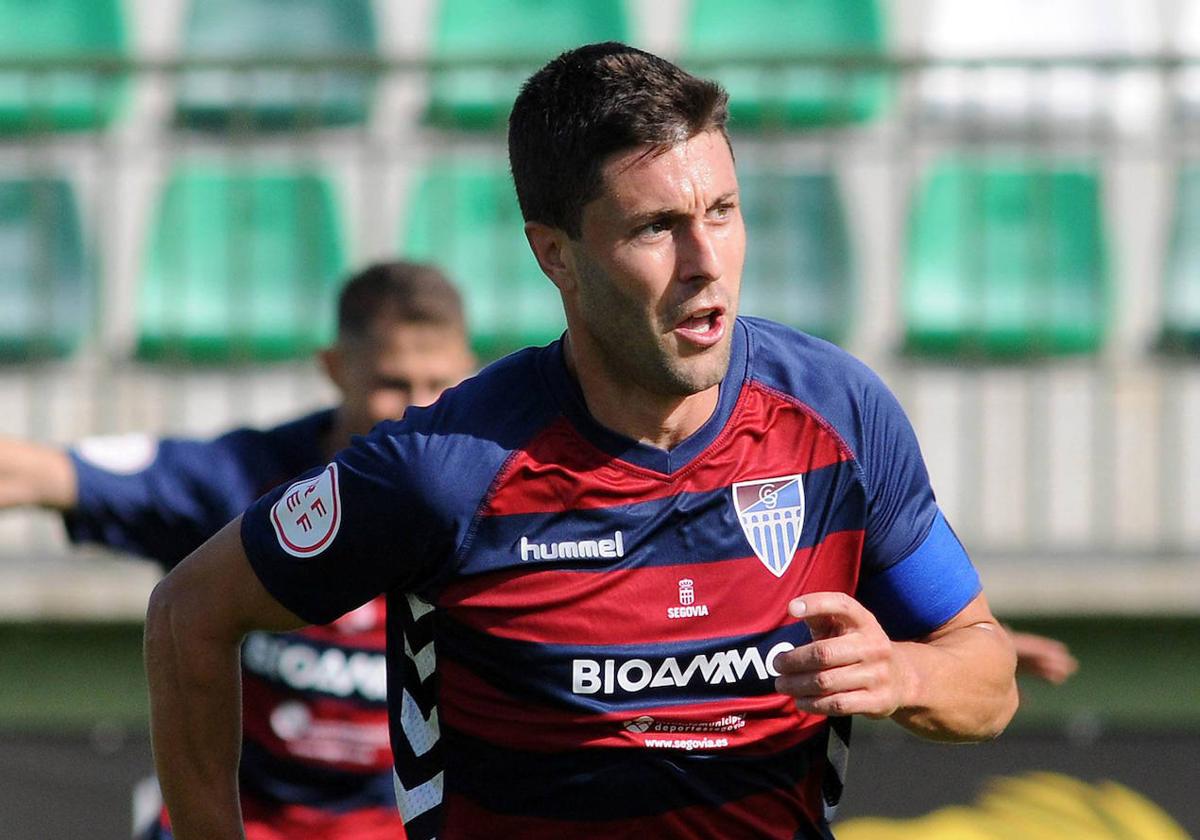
[
  {"x1": 639, "y1": 220, "x2": 670, "y2": 237},
  {"x1": 709, "y1": 203, "x2": 734, "y2": 220}
]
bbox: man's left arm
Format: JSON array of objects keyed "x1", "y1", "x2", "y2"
[
  {"x1": 780, "y1": 360, "x2": 1018, "y2": 741},
  {"x1": 775, "y1": 589, "x2": 1017, "y2": 742}
]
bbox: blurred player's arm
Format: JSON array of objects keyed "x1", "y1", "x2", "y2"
[
  {"x1": 144, "y1": 516, "x2": 306, "y2": 840},
  {"x1": 774, "y1": 591, "x2": 1018, "y2": 742},
  {"x1": 0, "y1": 437, "x2": 76, "y2": 509},
  {"x1": 1008, "y1": 627, "x2": 1079, "y2": 685},
  {"x1": 2, "y1": 431, "x2": 259, "y2": 566}
]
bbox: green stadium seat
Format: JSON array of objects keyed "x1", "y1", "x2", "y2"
[
  {"x1": 683, "y1": 0, "x2": 888, "y2": 130},
  {"x1": 1162, "y1": 167, "x2": 1200, "y2": 353},
  {"x1": 0, "y1": 0, "x2": 127, "y2": 133},
  {"x1": 426, "y1": 0, "x2": 628, "y2": 130},
  {"x1": 737, "y1": 170, "x2": 852, "y2": 343},
  {"x1": 904, "y1": 159, "x2": 1109, "y2": 358},
  {"x1": 402, "y1": 160, "x2": 563, "y2": 357},
  {"x1": 176, "y1": 0, "x2": 376, "y2": 130},
  {"x1": 0, "y1": 178, "x2": 89, "y2": 360},
  {"x1": 138, "y1": 166, "x2": 345, "y2": 362}
]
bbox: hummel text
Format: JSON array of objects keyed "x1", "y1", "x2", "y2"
[{"x1": 520, "y1": 530, "x2": 625, "y2": 562}]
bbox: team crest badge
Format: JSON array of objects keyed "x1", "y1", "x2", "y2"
[
  {"x1": 271, "y1": 463, "x2": 342, "y2": 558},
  {"x1": 732, "y1": 475, "x2": 805, "y2": 577}
]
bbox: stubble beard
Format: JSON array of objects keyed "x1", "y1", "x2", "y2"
[{"x1": 576, "y1": 261, "x2": 732, "y2": 399}]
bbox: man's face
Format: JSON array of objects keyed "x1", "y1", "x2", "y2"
[
  {"x1": 564, "y1": 129, "x2": 745, "y2": 397},
  {"x1": 327, "y1": 320, "x2": 474, "y2": 437}
]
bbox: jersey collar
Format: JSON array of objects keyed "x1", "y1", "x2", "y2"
[{"x1": 541, "y1": 318, "x2": 750, "y2": 476}]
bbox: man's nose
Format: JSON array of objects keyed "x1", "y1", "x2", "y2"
[
  {"x1": 371, "y1": 391, "x2": 412, "y2": 424},
  {"x1": 676, "y1": 220, "x2": 723, "y2": 283}
]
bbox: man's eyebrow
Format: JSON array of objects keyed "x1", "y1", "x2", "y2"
[
  {"x1": 625, "y1": 191, "x2": 739, "y2": 226},
  {"x1": 627, "y1": 207, "x2": 682, "y2": 227}
]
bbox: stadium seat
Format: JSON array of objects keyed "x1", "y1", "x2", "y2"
[
  {"x1": 425, "y1": 0, "x2": 628, "y2": 130},
  {"x1": 0, "y1": 178, "x2": 89, "y2": 360},
  {"x1": 737, "y1": 171, "x2": 852, "y2": 343},
  {"x1": 0, "y1": 0, "x2": 127, "y2": 133},
  {"x1": 176, "y1": 0, "x2": 376, "y2": 130},
  {"x1": 904, "y1": 159, "x2": 1109, "y2": 358},
  {"x1": 1162, "y1": 166, "x2": 1200, "y2": 353},
  {"x1": 683, "y1": 0, "x2": 888, "y2": 130},
  {"x1": 402, "y1": 160, "x2": 563, "y2": 357},
  {"x1": 137, "y1": 166, "x2": 345, "y2": 362}
]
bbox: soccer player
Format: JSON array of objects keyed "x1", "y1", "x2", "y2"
[
  {"x1": 0, "y1": 261, "x2": 474, "y2": 839},
  {"x1": 144, "y1": 44, "x2": 1019, "y2": 840}
]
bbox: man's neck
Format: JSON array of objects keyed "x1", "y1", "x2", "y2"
[
  {"x1": 562, "y1": 335, "x2": 720, "y2": 452},
  {"x1": 322, "y1": 408, "x2": 357, "y2": 462}
]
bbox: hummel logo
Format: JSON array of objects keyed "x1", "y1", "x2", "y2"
[{"x1": 519, "y1": 531, "x2": 625, "y2": 562}]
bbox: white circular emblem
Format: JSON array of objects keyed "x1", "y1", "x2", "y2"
[{"x1": 269, "y1": 701, "x2": 312, "y2": 741}]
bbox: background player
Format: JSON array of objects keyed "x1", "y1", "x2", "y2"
[{"x1": 0, "y1": 260, "x2": 474, "y2": 839}]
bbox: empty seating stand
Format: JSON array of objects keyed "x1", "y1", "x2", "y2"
[
  {"x1": 684, "y1": 0, "x2": 888, "y2": 130},
  {"x1": 904, "y1": 160, "x2": 1109, "y2": 358},
  {"x1": 176, "y1": 0, "x2": 377, "y2": 130},
  {"x1": 425, "y1": 0, "x2": 628, "y2": 130},
  {"x1": 0, "y1": 0, "x2": 127, "y2": 133},
  {"x1": 0, "y1": 178, "x2": 90, "y2": 360},
  {"x1": 403, "y1": 160, "x2": 563, "y2": 357},
  {"x1": 737, "y1": 171, "x2": 852, "y2": 343},
  {"x1": 1162, "y1": 167, "x2": 1200, "y2": 353},
  {"x1": 137, "y1": 166, "x2": 345, "y2": 363},
  {"x1": 920, "y1": 0, "x2": 1158, "y2": 136}
]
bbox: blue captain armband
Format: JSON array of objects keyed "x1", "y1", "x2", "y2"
[{"x1": 855, "y1": 511, "x2": 981, "y2": 641}]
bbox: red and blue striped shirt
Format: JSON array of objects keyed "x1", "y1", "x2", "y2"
[{"x1": 242, "y1": 317, "x2": 981, "y2": 839}]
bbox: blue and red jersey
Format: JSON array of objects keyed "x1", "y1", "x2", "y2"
[
  {"x1": 64, "y1": 410, "x2": 400, "y2": 834},
  {"x1": 241, "y1": 317, "x2": 981, "y2": 840}
]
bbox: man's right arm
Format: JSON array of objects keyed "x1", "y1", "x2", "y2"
[
  {"x1": 0, "y1": 437, "x2": 77, "y2": 510},
  {"x1": 144, "y1": 516, "x2": 307, "y2": 840},
  {"x1": 148, "y1": 423, "x2": 443, "y2": 838}
]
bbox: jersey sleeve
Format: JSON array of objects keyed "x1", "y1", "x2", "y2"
[
  {"x1": 64, "y1": 433, "x2": 259, "y2": 569},
  {"x1": 239, "y1": 424, "x2": 449, "y2": 626},
  {"x1": 851, "y1": 374, "x2": 981, "y2": 640}
]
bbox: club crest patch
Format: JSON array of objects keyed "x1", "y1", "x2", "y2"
[
  {"x1": 270, "y1": 463, "x2": 342, "y2": 558},
  {"x1": 732, "y1": 475, "x2": 805, "y2": 577}
]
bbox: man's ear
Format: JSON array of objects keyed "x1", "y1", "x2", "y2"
[
  {"x1": 318, "y1": 345, "x2": 347, "y2": 394},
  {"x1": 525, "y1": 222, "x2": 576, "y2": 294}
]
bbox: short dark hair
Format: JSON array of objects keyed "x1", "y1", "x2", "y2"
[
  {"x1": 508, "y1": 42, "x2": 729, "y2": 238},
  {"x1": 336, "y1": 260, "x2": 466, "y2": 341}
]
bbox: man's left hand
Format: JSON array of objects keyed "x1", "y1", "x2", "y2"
[{"x1": 772, "y1": 591, "x2": 910, "y2": 719}]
